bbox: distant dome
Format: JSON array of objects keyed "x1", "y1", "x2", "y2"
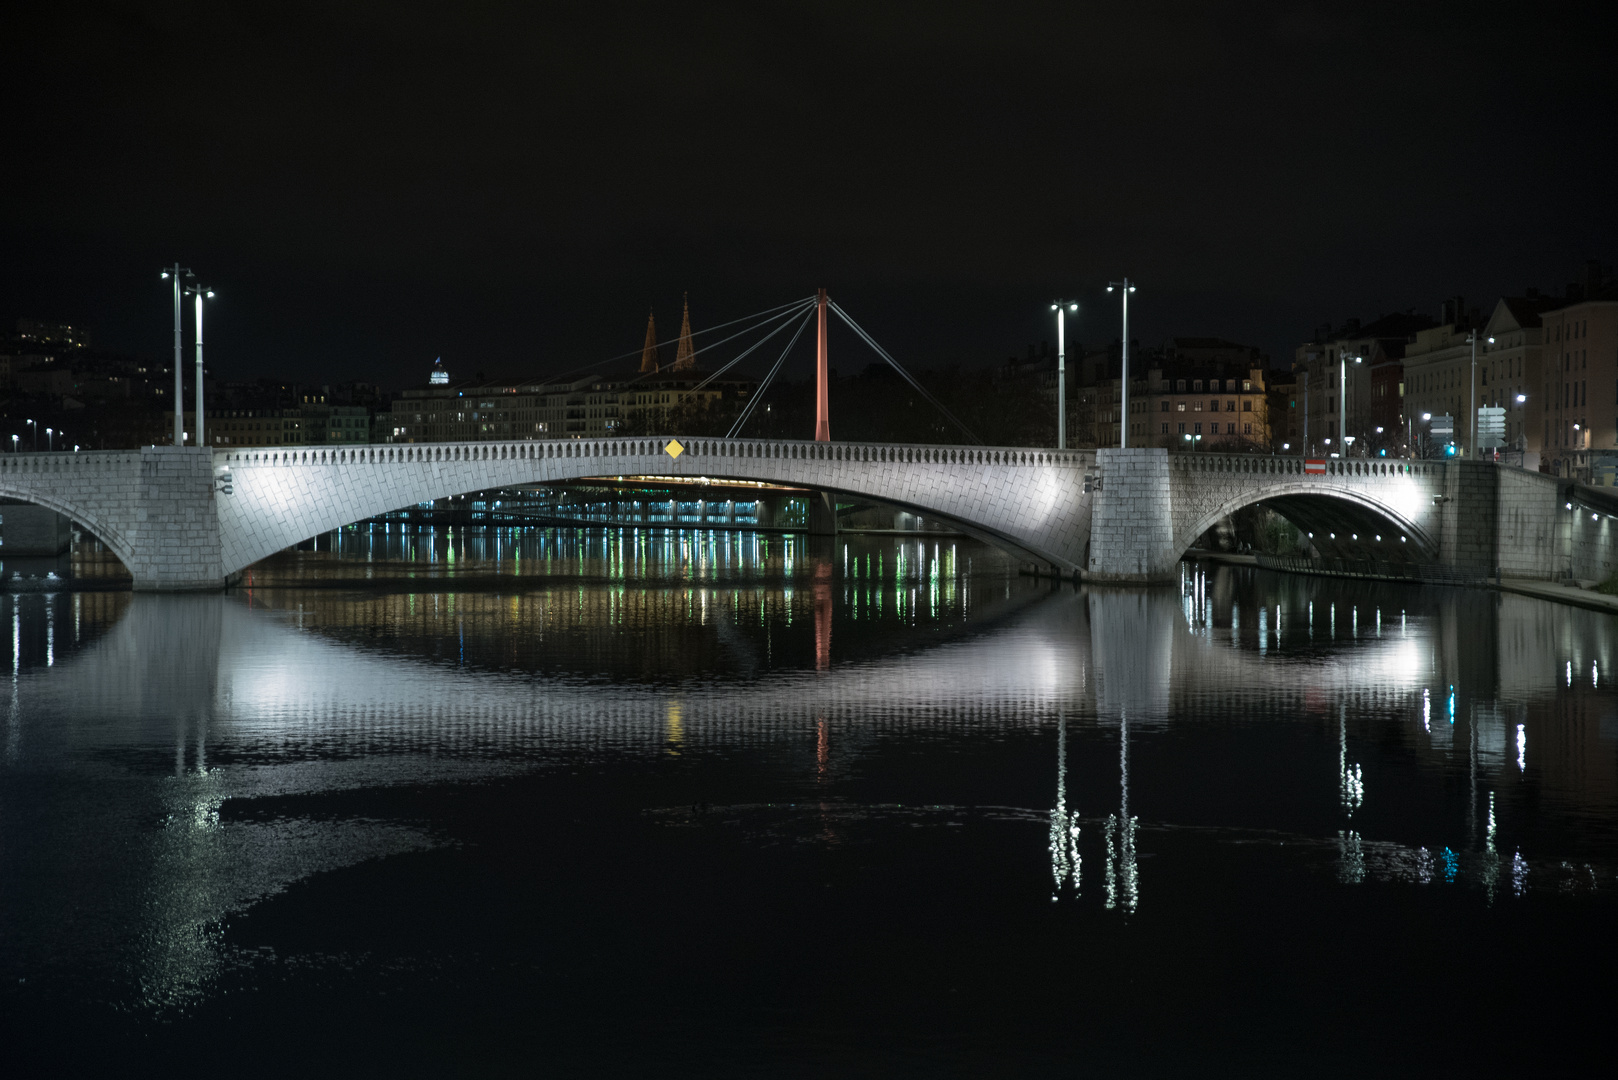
[{"x1": 429, "y1": 356, "x2": 449, "y2": 385}]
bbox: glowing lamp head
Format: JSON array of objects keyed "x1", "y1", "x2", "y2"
[
  {"x1": 1422, "y1": 413, "x2": 1431, "y2": 420},
  {"x1": 1069, "y1": 303, "x2": 1077, "y2": 312}
]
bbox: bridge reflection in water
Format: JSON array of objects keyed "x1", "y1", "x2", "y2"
[{"x1": 2, "y1": 547, "x2": 1616, "y2": 1014}]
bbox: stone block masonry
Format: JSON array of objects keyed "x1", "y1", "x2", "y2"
[
  {"x1": 1088, "y1": 449, "x2": 1177, "y2": 582},
  {"x1": 0, "y1": 438, "x2": 1605, "y2": 590}
]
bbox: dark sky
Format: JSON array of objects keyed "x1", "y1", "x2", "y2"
[{"x1": 3, "y1": 1, "x2": 1615, "y2": 388}]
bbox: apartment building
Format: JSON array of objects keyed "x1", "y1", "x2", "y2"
[{"x1": 1539, "y1": 281, "x2": 1618, "y2": 480}]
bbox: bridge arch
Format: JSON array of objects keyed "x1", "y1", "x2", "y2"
[
  {"x1": 1173, "y1": 471, "x2": 1441, "y2": 564},
  {"x1": 213, "y1": 438, "x2": 1094, "y2": 577},
  {"x1": 0, "y1": 475, "x2": 139, "y2": 574}
]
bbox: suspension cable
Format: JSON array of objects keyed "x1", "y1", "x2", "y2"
[
  {"x1": 727, "y1": 307, "x2": 817, "y2": 439},
  {"x1": 610, "y1": 298, "x2": 817, "y2": 395},
  {"x1": 680, "y1": 297, "x2": 818, "y2": 396},
  {"x1": 828, "y1": 301, "x2": 983, "y2": 444},
  {"x1": 526, "y1": 295, "x2": 817, "y2": 384}
]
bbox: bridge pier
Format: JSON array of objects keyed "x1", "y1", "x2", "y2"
[
  {"x1": 127, "y1": 448, "x2": 229, "y2": 592},
  {"x1": 807, "y1": 491, "x2": 837, "y2": 537},
  {"x1": 1086, "y1": 448, "x2": 1178, "y2": 583}
]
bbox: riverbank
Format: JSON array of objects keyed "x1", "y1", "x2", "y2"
[{"x1": 1191, "y1": 549, "x2": 1618, "y2": 616}]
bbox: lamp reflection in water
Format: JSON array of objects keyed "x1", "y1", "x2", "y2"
[
  {"x1": 1090, "y1": 590, "x2": 1168, "y2": 915},
  {"x1": 1339, "y1": 703, "x2": 1364, "y2": 814},
  {"x1": 1103, "y1": 709, "x2": 1138, "y2": 913},
  {"x1": 1049, "y1": 713, "x2": 1080, "y2": 901}
]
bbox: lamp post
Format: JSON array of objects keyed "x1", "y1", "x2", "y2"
[
  {"x1": 185, "y1": 284, "x2": 215, "y2": 447},
  {"x1": 160, "y1": 264, "x2": 195, "y2": 445},
  {"x1": 1340, "y1": 352, "x2": 1361, "y2": 455},
  {"x1": 1183, "y1": 432, "x2": 1202, "y2": 452},
  {"x1": 1050, "y1": 300, "x2": 1078, "y2": 449},
  {"x1": 26, "y1": 419, "x2": 36, "y2": 451},
  {"x1": 46, "y1": 427, "x2": 53, "y2": 452},
  {"x1": 1464, "y1": 330, "x2": 1494, "y2": 457},
  {"x1": 1107, "y1": 279, "x2": 1137, "y2": 448},
  {"x1": 9, "y1": 435, "x2": 16, "y2": 452}
]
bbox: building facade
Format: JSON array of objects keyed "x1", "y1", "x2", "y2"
[
  {"x1": 383, "y1": 368, "x2": 755, "y2": 445},
  {"x1": 1539, "y1": 282, "x2": 1618, "y2": 481},
  {"x1": 1143, "y1": 339, "x2": 1271, "y2": 451},
  {"x1": 1293, "y1": 312, "x2": 1435, "y2": 456}
]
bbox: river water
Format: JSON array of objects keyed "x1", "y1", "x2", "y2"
[{"x1": 3, "y1": 528, "x2": 1615, "y2": 1076}]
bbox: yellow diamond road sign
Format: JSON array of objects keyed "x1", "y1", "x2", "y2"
[{"x1": 664, "y1": 439, "x2": 685, "y2": 460}]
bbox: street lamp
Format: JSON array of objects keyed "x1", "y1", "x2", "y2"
[
  {"x1": 1106, "y1": 279, "x2": 1137, "y2": 448},
  {"x1": 1464, "y1": 329, "x2": 1494, "y2": 456},
  {"x1": 26, "y1": 418, "x2": 36, "y2": 451},
  {"x1": 1050, "y1": 300, "x2": 1078, "y2": 449},
  {"x1": 46, "y1": 427, "x2": 53, "y2": 452},
  {"x1": 9, "y1": 435, "x2": 16, "y2": 452},
  {"x1": 1340, "y1": 352, "x2": 1361, "y2": 455},
  {"x1": 160, "y1": 263, "x2": 195, "y2": 445},
  {"x1": 185, "y1": 283, "x2": 216, "y2": 447},
  {"x1": 1183, "y1": 432, "x2": 1202, "y2": 452}
]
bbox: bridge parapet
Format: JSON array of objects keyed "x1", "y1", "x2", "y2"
[
  {"x1": 208, "y1": 436, "x2": 1096, "y2": 580},
  {"x1": 6, "y1": 439, "x2": 1594, "y2": 591},
  {"x1": 1168, "y1": 451, "x2": 1443, "y2": 481},
  {"x1": 215, "y1": 437, "x2": 1093, "y2": 471}
]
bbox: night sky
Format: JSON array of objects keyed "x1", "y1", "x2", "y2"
[{"x1": 3, "y1": 1, "x2": 1615, "y2": 387}]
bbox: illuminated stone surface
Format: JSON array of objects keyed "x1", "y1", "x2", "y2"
[{"x1": 0, "y1": 441, "x2": 1607, "y2": 588}]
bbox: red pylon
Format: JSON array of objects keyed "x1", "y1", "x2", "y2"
[{"x1": 815, "y1": 288, "x2": 830, "y2": 442}]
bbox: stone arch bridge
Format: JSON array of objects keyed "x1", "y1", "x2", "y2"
[{"x1": 0, "y1": 440, "x2": 1588, "y2": 589}]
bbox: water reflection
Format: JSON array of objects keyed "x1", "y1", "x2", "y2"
[
  {"x1": 1049, "y1": 715, "x2": 1080, "y2": 901},
  {"x1": 2, "y1": 549, "x2": 1617, "y2": 1020}
]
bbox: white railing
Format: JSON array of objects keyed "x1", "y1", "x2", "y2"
[
  {"x1": 217, "y1": 437, "x2": 1094, "y2": 470},
  {"x1": 1170, "y1": 452, "x2": 1438, "y2": 479}
]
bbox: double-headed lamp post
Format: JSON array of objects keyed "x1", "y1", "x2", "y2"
[
  {"x1": 1107, "y1": 279, "x2": 1137, "y2": 448},
  {"x1": 160, "y1": 264, "x2": 195, "y2": 445},
  {"x1": 185, "y1": 284, "x2": 215, "y2": 446},
  {"x1": 1050, "y1": 300, "x2": 1078, "y2": 449},
  {"x1": 1340, "y1": 352, "x2": 1361, "y2": 456}
]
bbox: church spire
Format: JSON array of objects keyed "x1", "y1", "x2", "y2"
[
  {"x1": 639, "y1": 310, "x2": 659, "y2": 373},
  {"x1": 672, "y1": 292, "x2": 696, "y2": 371}
]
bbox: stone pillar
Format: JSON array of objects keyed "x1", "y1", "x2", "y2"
[
  {"x1": 1086, "y1": 448, "x2": 1177, "y2": 582},
  {"x1": 126, "y1": 447, "x2": 229, "y2": 592},
  {"x1": 808, "y1": 490, "x2": 837, "y2": 536},
  {"x1": 1438, "y1": 460, "x2": 1499, "y2": 574}
]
